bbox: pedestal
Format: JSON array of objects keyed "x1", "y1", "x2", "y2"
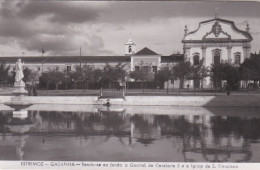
[
  {"x1": 4, "y1": 81, "x2": 32, "y2": 111},
  {"x1": 12, "y1": 81, "x2": 28, "y2": 96}
]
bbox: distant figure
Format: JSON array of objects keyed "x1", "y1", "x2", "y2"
[
  {"x1": 27, "y1": 83, "x2": 33, "y2": 96},
  {"x1": 226, "y1": 84, "x2": 231, "y2": 96},
  {"x1": 223, "y1": 82, "x2": 227, "y2": 90},
  {"x1": 119, "y1": 82, "x2": 123, "y2": 91},
  {"x1": 187, "y1": 84, "x2": 190, "y2": 89},
  {"x1": 32, "y1": 82, "x2": 38, "y2": 96},
  {"x1": 15, "y1": 59, "x2": 24, "y2": 82},
  {"x1": 105, "y1": 99, "x2": 111, "y2": 107}
]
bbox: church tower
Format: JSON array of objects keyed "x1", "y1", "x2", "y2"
[{"x1": 125, "y1": 38, "x2": 136, "y2": 56}]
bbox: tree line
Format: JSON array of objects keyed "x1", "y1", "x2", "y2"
[{"x1": 0, "y1": 55, "x2": 259, "y2": 90}]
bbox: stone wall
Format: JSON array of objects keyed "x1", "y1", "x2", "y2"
[{"x1": 0, "y1": 95, "x2": 259, "y2": 107}]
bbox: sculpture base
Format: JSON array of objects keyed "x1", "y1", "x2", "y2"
[
  {"x1": 4, "y1": 81, "x2": 31, "y2": 111},
  {"x1": 4, "y1": 96, "x2": 32, "y2": 111},
  {"x1": 13, "y1": 110, "x2": 28, "y2": 119},
  {"x1": 12, "y1": 81, "x2": 28, "y2": 96}
]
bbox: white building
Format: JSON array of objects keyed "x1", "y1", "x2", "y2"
[{"x1": 182, "y1": 17, "x2": 253, "y2": 88}]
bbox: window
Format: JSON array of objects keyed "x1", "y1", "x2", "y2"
[
  {"x1": 213, "y1": 50, "x2": 220, "y2": 64},
  {"x1": 129, "y1": 45, "x2": 132, "y2": 53},
  {"x1": 193, "y1": 55, "x2": 200, "y2": 65},
  {"x1": 234, "y1": 53, "x2": 241, "y2": 65},
  {"x1": 134, "y1": 66, "x2": 140, "y2": 70},
  {"x1": 67, "y1": 66, "x2": 71, "y2": 74},
  {"x1": 152, "y1": 66, "x2": 157, "y2": 73}
]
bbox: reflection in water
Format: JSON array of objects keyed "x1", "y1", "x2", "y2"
[{"x1": 0, "y1": 107, "x2": 260, "y2": 162}]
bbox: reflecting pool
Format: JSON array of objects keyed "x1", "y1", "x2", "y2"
[{"x1": 0, "y1": 105, "x2": 260, "y2": 162}]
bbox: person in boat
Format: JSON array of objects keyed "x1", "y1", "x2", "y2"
[{"x1": 105, "y1": 99, "x2": 111, "y2": 107}]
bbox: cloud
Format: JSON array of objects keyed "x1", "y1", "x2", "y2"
[
  {"x1": 0, "y1": 0, "x2": 111, "y2": 56},
  {"x1": 99, "y1": 1, "x2": 260, "y2": 24},
  {"x1": 17, "y1": 1, "x2": 103, "y2": 23},
  {"x1": 17, "y1": 31, "x2": 111, "y2": 56},
  {"x1": 0, "y1": 0, "x2": 260, "y2": 56},
  {"x1": 252, "y1": 32, "x2": 260, "y2": 35},
  {"x1": 0, "y1": 19, "x2": 32, "y2": 38}
]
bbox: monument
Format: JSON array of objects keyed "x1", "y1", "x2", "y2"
[
  {"x1": 4, "y1": 59, "x2": 31, "y2": 111},
  {"x1": 13, "y1": 59, "x2": 28, "y2": 96}
]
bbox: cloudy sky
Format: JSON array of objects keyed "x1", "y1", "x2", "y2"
[{"x1": 0, "y1": 0, "x2": 260, "y2": 57}]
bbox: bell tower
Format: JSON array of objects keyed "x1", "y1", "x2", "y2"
[{"x1": 125, "y1": 37, "x2": 136, "y2": 56}]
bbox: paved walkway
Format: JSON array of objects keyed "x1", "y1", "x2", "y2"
[{"x1": 1, "y1": 87, "x2": 259, "y2": 96}]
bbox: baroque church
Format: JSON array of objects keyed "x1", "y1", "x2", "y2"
[
  {"x1": 183, "y1": 16, "x2": 253, "y2": 88},
  {"x1": 0, "y1": 16, "x2": 254, "y2": 89}
]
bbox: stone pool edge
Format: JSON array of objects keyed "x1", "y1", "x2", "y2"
[{"x1": 0, "y1": 95, "x2": 259, "y2": 107}]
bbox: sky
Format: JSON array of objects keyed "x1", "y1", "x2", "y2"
[{"x1": 0, "y1": 0, "x2": 260, "y2": 57}]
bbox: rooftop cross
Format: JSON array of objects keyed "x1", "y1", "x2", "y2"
[{"x1": 215, "y1": 7, "x2": 219, "y2": 19}]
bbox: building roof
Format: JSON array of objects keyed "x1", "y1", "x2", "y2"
[
  {"x1": 0, "y1": 56, "x2": 130, "y2": 64},
  {"x1": 183, "y1": 17, "x2": 253, "y2": 43},
  {"x1": 0, "y1": 53, "x2": 184, "y2": 65},
  {"x1": 134, "y1": 47, "x2": 158, "y2": 55},
  {"x1": 161, "y1": 54, "x2": 184, "y2": 63}
]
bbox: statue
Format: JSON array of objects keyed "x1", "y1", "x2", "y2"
[{"x1": 15, "y1": 59, "x2": 24, "y2": 82}]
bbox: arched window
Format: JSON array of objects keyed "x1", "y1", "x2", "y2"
[
  {"x1": 234, "y1": 53, "x2": 241, "y2": 65},
  {"x1": 213, "y1": 50, "x2": 220, "y2": 64},
  {"x1": 193, "y1": 55, "x2": 200, "y2": 65},
  {"x1": 129, "y1": 45, "x2": 132, "y2": 53}
]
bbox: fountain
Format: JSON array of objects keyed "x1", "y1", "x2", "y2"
[{"x1": 4, "y1": 59, "x2": 32, "y2": 112}]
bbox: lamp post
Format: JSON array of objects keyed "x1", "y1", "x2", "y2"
[
  {"x1": 80, "y1": 47, "x2": 82, "y2": 70},
  {"x1": 41, "y1": 49, "x2": 44, "y2": 75}
]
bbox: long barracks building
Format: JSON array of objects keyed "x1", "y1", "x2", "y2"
[{"x1": 0, "y1": 38, "x2": 184, "y2": 89}]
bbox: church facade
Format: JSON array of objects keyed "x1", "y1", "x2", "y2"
[{"x1": 182, "y1": 17, "x2": 253, "y2": 88}]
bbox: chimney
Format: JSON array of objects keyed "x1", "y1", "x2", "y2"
[{"x1": 246, "y1": 23, "x2": 250, "y2": 33}]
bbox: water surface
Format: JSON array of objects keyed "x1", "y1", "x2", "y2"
[{"x1": 0, "y1": 105, "x2": 260, "y2": 162}]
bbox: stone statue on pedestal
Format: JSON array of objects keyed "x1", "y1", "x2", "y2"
[
  {"x1": 15, "y1": 59, "x2": 24, "y2": 83},
  {"x1": 4, "y1": 58, "x2": 31, "y2": 111},
  {"x1": 12, "y1": 58, "x2": 28, "y2": 96}
]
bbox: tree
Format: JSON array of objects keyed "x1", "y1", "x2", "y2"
[
  {"x1": 129, "y1": 62, "x2": 154, "y2": 91},
  {"x1": 129, "y1": 62, "x2": 154, "y2": 82},
  {"x1": 101, "y1": 63, "x2": 127, "y2": 88},
  {"x1": 189, "y1": 64, "x2": 202, "y2": 94},
  {"x1": 240, "y1": 56, "x2": 260, "y2": 89},
  {"x1": 199, "y1": 66, "x2": 210, "y2": 90},
  {"x1": 80, "y1": 65, "x2": 100, "y2": 90},
  {"x1": 0, "y1": 62, "x2": 11, "y2": 83},
  {"x1": 154, "y1": 66, "x2": 172, "y2": 91},
  {"x1": 68, "y1": 67, "x2": 82, "y2": 89},
  {"x1": 210, "y1": 60, "x2": 240, "y2": 90},
  {"x1": 40, "y1": 69, "x2": 66, "y2": 90},
  {"x1": 188, "y1": 59, "x2": 209, "y2": 93},
  {"x1": 23, "y1": 67, "x2": 40, "y2": 83},
  {"x1": 66, "y1": 65, "x2": 100, "y2": 90},
  {"x1": 172, "y1": 60, "x2": 191, "y2": 89},
  {"x1": 93, "y1": 69, "x2": 103, "y2": 85}
]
